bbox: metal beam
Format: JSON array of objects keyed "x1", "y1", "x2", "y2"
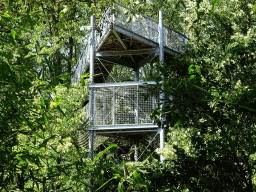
[
  {"x1": 96, "y1": 48, "x2": 158, "y2": 57},
  {"x1": 137, "y1": 53, "x2": 158, "y2": 69},
  {"x1": 113, "y1": 29, "x2": 127, "y2": 49},
  {"x1": 95, "y1": 57, "x2": 126, "y2": 67},
  {"x1": 113, "y1": 29, "x2": 137, "y2": 63},
  {"x1": 113, "y1": 25, "x2": 178, "y2": 55},
  {"x1": 95, "y1": 27, "x2": 112, "y2": 51},
  {"x1": 87, "y1": 124, "x2": 158, "y2": 131},
  {"x1": 96, "y1": 129, "x2": 158, "y2": 134},
  {"x1": 87, "y1": 81, "x2": 156, "y2": 88}
]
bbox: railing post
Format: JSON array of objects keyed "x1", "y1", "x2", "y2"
[
  {"x1": 103, "y1": 93, "x2": 106, "y2": 125},
  {"x1": 135, "y1": 69, "x2": 139, "y2": 124},
  {"x1": 159, "y1": 11, "x2": 165, "y2": 163},
  {"x1": 89, "y1": 15, "x2": 95, "y2": 192},
  {"x1": 149, "y1": 20, "x2": 152, "y2": 40},
  {"x1": 113, "y1": 5, "x2": 115, "y2": 24},
  {"x1": 113, "y1": 86, "x2": 116, "y2": 125}
]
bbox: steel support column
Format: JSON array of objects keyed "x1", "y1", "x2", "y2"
[
  {"x1": 159, "y1": 11, "x2": 165, "y2": 163},
  {"x1": 89, "y1": 15, "x2": 95, "y2": 192}
]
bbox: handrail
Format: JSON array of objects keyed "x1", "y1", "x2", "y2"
[
  {"x1": 113, "y1": 2, "x2": 189, "y2": 40},
  {"x1": 87, "y1": 81, "x2": 156, "y2": 88}
]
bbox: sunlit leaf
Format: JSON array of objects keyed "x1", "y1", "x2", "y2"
[
  {"x1": 250, "y1": 3, "x2": 256, "y2": 12},
  {"x1": 210, "y1": 0, "x2": 218, "y2": 13},
  {"x1": 189, "y1": 75, "x2": 195, "y2": 79},
  {"x1": 11, "y1": 29, "x2": 15, "y2": 40},
  {"x1": 17, "y1": 156, "x2": 27, "y2": 164}
]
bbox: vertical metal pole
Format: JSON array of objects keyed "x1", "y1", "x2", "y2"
[
  {"x1": 149, "y1": 20, "x2": 152, "y2": 40},
  {"x1": 136, "y1": 85, "x2": 139, "y2": 124},
  {"x1": 159, "y1": 11, "x2": 165, "y2": 163},
  {"x1": 103, "y1": 93, "x2": 106, "y2": 125},
  {"x1": 134, "y1": 142, "x2": 138, "y2": 162},
  {"x1": 89, "y1": 15, "x2": 95, "y2": 192},
  {"x1": 113, "y1": 87, "x2": 115, "y2": 125},
  {"x1": 112, "y1": 4, "x2": 115, "y2": 24},
  {"x1": 159, "y1": 11, "x2": 164, "y2": 63},
  {"x1": 131, "y1": 17, "x2": 134, "y2": 32},
  {"x1": 135, "y1": 68, "x2": 139, "y2": 81},
  {"x1": 89, "y1": 131, "x2": 94, "y2": 162},
  {"x1": 135, "y1": 68, "x2": 139, "y2": 124},
  {"x1": 90, "y1": 15, "x2": 95, "y2": 84}
]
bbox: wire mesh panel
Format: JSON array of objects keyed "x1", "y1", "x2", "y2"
[
  {"x1": 90, "y1": 82, "x2": 158, "y2": 126},
  {"x1": 71, "y1": 43, "x2": 90, "y2": 84},
  {"x1": 93, "y1": 2, "x2": 189, "y2": 53},
  {"x1": 112, "y1": 2, "x2": 188, "y2": 53}
]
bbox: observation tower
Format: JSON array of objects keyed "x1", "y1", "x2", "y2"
[{"x1": 71, "y1": 2, "x2": 188, "y2": 162}]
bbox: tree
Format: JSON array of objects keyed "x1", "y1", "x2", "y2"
[
  {"x1": 0, "y1": 0, "x2": 95, "y2": 190},
  {"x1": 151, "y1": 0, "x2": 256, "y2": 191}
]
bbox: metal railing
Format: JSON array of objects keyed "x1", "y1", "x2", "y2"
[
  {"x1": 94, "y1": 2, "x2": 189, "y2": 53},
  {"x1": 87, "y1": 81, "x2": 158, "y2": 127},
  {"x1": 71, "y1": 2, "x2": 189, "y2": 83}
]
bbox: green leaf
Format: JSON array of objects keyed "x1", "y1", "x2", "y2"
[
  {"x1": 56, "y1": 105, "x2": 66, "y2": 117},
  {"x1": 1, "y1": 14, "x2": 11, "y2": 18},
  {"x1": 81, "y1": 73, "x2": 89, "y2": 78},
  {"x1": 80, "y1": 77, "x2": 85, "y2": 86},
  {"x1": 39, "y1": 135, "x2": 56, "y2": 148},
  {"x1": 35, "y1": 133, "x2": 45, "y2": 140},
  {"x1": 89, "y1": 143, "x2": 118, "y2": 166},
  {"x1": 50, "y1": 102, "x2": 57, "y2": 105},
  {"x1": 192, "y1": 84, "x2": 210, "y2": 94},
  {"x1": 56, "y1": 22, "x2": 64, "y2": 28},
  {"x1": 86, "y1": 0, "x2": 91, "y2": 7},
  {"x1": 118, "y1": 179, "x2": 124, "y2": 192},
  {"x1": 240, "y1": 106, "x2": 256, "y2": 112},
  {"x1": 17, "y1": 156, "x2": 27, "y2": 164},
  {"x1": 27, "y1": 14, "x2": 34, "y2": 29},
  {"x1": 95, "y1": 175, "x2": 119, "y2": 191},
  {"x1": 11, "y1": 29, "x2": 15, "y2": 40},
  {"x1": 188, "y1": 64, "x2": 194, "y2": 74},
  {"x1": 126, "y1": 16, "x2": 132, "y2": 23},
  {"x1": 189, "y1": 75, "x2": 195, "y2": 80},
  {"x1": 133, "y1": 171, "x2": 144, "y2": 183},
  {"x1": 6, "y1": 52, "x2": 13, "y2": 59},
  {"x1": 40, "y1": 98, "x2": 45, "y2": 108},
  {"x1": 43, "y1": 177, "x2": 46, "y2": 190},
  {"x1": 250, "y1": 3, "x2": 256, "y2": 12},
  {"x1": 174, "y1": 119, "x2": 181, "y2": 129},
  {"x1": 210, "y1": 0, "x2": 218, "y2": 13}
]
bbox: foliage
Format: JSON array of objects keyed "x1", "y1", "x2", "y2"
[
  {"x1": 2, "y1": 0, "x2": 256, "y2": 191},
  {"x1": 0, "y1": 0, "x2": 94, "y2": 191},
  {"x1": 151, "y1": 0, "x2": 256, "y2": 191}
]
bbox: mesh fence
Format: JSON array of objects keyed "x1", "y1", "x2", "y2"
[{"x1": 90, "y1": 83, "x2": 158, "y2": 126}]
